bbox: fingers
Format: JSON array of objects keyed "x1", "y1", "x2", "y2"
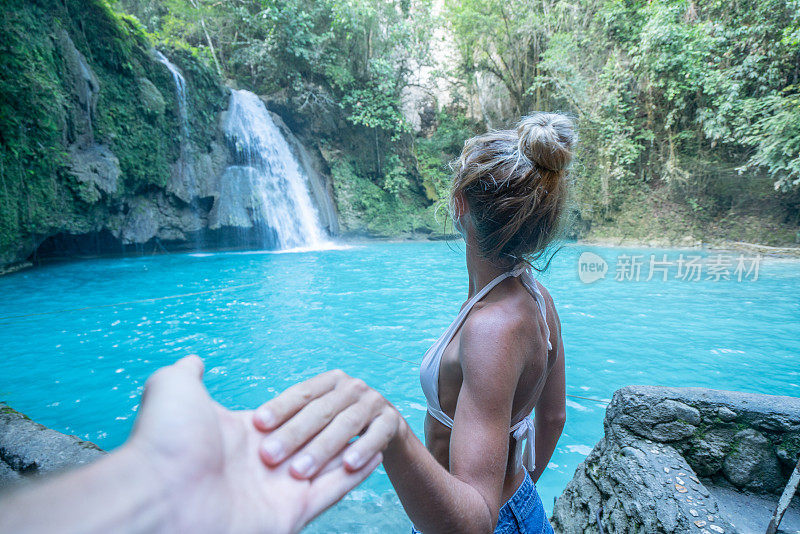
[
  {"x1": 342, "y1": 408, "x2": 399, "y2": 471},
  {"x1": 258, "y1": 378, "x2": 377, "y2": 468},
  {"x1": 285, "y1": 397, "x2": 382, "y2": 478},
  {"x1": 141, "y1": 355, "x2": 205, "y2": 404},
  {"x1": 145, "y1": 355, "x2": 204, "y2": 391},
  {"x1": 252, "y1": 370, "x2": 345, "y2": 432},
  {"x1": 131, "y1": 355, "x2": 210, "y2": 446},
  {"x1": 253, "y1": 371, "x2": 400, "y2": 481},
  {"x1": 315, "y1": 446, "x2": 346, "y2": 477},
  {"x1": 302, "y1": 451, "x2": 383, "y2": 526},
  {"x1": 172, "y1": 354, "x2": 204, "y2": 379}
]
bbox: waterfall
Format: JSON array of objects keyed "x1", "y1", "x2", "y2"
[
  {"x1": 154, "y1": 50, "x2": 188, "y2": 140},
  {"x1": 154, "y1": 50, "x2": 191, "y2": 184},
  {"x1": 221, "y1": 89, "x2": 330, "y2": 250},
  {"x1": 155, "y1": 50, "x2": 202, "y2": 246}
]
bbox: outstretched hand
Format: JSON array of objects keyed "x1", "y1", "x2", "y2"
[{"x1": 127, "y1": 356, "x2": 382, "y2": 534}]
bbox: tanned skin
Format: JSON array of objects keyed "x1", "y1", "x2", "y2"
[{"x1": 254, "y1": 194, "x2": 566, "y2": 533}]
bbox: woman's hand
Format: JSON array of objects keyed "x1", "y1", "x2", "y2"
[{"x1": 252, "y1": 369, "x2": 406, "y2": 478}]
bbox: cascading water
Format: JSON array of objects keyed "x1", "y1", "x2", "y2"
[
  {"x1": 155, "y1": 50, "x2": 191, "y2": 182},
  {"x1": 154, "y1": 50, "x2": 188, "y2": 139},
  {"x1": 221, "y1": 89, "x2": 330, "y2": 250},
  {"x1": 154, "y1": 50, "x2": 202, "y2": 247}
]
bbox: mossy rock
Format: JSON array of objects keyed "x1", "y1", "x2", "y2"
[
  {"x1": 136, "y1": 76, "x2": 165, "y2": 116},
  {"x1": 0, "y1": 0, "x2": 226, "y2": 266}
]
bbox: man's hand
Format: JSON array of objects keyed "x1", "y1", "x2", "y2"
[
  {"x1": 0, "y1": 356, "x2": 381, "y2": 534},
  {"x1": 127, "y1": 356, "x2": 382, "y2": 534}
]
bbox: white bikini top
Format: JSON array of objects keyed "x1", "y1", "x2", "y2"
[{"x1": 419, "y1": 264, "x2": 552, "y2": 471}]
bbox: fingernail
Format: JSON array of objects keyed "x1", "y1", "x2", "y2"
[
  {"x1": 261, "y1": 439, "x2": 284, "y2": 462},
  {"x1": 290, "y1": 453, "x2": 315, "y2": 477},
  {"x1": 256, "y1": 407, "x2": 276, "y2": 428},
  {"x1": 344, "y1": 449, "x2": 363, "y2": 469}
]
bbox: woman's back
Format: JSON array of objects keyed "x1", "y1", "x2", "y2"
[
  {"x1": 424, "y1": 272, "x2": 563, "y2": 502},
  {"x1": 256, "y1": 112, "x2": 574, "y2": 534}
]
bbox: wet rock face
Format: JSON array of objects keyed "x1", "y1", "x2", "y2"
[
  {"x1": 2, "y1": 6, "x2": 340, "y2": 272},
  {"x1": 0, "y1": 404, "x2": 104, "y2": 489},
  {"x1": 266, "y1": 109, "x2": 339, "y2": 236},
  {"x1": 722, "y1": 429, "x2": 784, "y2": 493},
  {"x1": 56, "y1": 29, "x2": 100, "y2": 146},
  {"x1": 8, "y1": 84, "x2": 338, "y2": 268},
  {"x1": 137, "y1": 77, "x2": 166, "y2": 117},
  {"x1": 551, "y1": 386, "x2": 800, "y2": 534},
  {"x1": 68, "y1": 144, "x2": 121, "y2": 203}
]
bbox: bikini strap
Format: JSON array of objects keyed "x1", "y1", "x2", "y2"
[
  {"x1": 439, "y1": 268, "x2": 522, "y2": 341},
  {"x1": 422, "y1": 267, "x2": 529, "y2": 429},
  {"x1": 510, "y1": 417, "x2": 536, "y2": 471},
  {"x1": 516, "y1": 266, "x2": 553, "y2": 351},
  {"x1": 422, "y1": 265, "x2": 551, "y2": 433}
]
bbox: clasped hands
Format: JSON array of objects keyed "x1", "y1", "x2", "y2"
[{"x1": 129, "y1": 356, "x2": 403, "y2": 534}]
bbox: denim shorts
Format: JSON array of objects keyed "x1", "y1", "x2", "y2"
[{"x1": 411, "y1": 470, "x2": 554, "y2": 534}]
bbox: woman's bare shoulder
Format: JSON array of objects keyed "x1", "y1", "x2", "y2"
[
  {"x1": 534, "y1": 280, "x2": 560, "y2": 327},
  {"x1": 459, "y1": 300, "x2": 537, "y2": 371}
]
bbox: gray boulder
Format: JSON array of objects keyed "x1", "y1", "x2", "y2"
[
  {"x1": 0, "y1": 404, "x2": 104, "y2": 489},
  {"x1": 552, "y1": 386, "x2": 800, "y2": 534},
  {"x1": 722, "y1": 429, "x2": 784, "y2": 493}
]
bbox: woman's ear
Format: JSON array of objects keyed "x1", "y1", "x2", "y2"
[
  {"x1": 453, "y1": 191, "x2": 468, "y2": 219},
  {"x1": 451, "y1": 191, "x2": 470, "y2": 239}
]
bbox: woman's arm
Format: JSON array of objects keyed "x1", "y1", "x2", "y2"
[
  {"x1": 531, "y1": 305, "x2": 566, "y2": 483},
  {"x1": 253, "y1": 312, "x2": 527, "y2": 534},
  {"x1": 382, "y1": 312, "x2": 524, "y2": 532}
]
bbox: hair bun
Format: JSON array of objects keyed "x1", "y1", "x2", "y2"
[{"x1": 516, "y1": 113, "x2": 575, "y2": 172}]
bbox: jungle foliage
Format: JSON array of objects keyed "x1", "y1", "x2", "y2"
[
  {"x1": 0, "y1": 0, "x2": 225, "y2": 259},
  {"x1": 116, "y1": 0, "x2": 800, "y2": 243},
  {"x1": 4, "y1": 0, "x2": 799, "y2": 250},
  {"x1": 114, "y1": 0, "x2": 452, "y2": 236},
  {"x1": 446, "y1": 0, "x2": 800, "y2": 242}
]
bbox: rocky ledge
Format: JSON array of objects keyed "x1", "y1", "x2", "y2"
[
  {"x1": 552, "y1": 386, "x2": 800, "y2": 534},
  {"x1": 3, "y1": 388, "x2": 799, "y2": 533},
  {"x1": 0, "y1": 404, "x2": 104, "y2": 489}
]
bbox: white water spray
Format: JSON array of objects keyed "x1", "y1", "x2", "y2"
[
  {"x1": 154, "y1": 50, "x2": 188, "y2": 138},
  {"x1": 154, "y1": 50, "x2": 192, "y2": 184},
  {"x1": 155, "y1": 50, "x2": 204, "y2": 247},
  {"x1": 222, "y1": 89, "x2": 329, "y2": 250}
]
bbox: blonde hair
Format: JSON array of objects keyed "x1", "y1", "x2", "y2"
[{"x1": 451, "y1": 112, "x2": 576, "y2": 267}]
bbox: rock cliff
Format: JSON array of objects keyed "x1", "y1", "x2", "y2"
[
  {"x1": 0, "y1": 1, "x2": 338, "y2": 273},
  {"x1": 552, "y1": 386, "x2": 800, "y2": 534}
]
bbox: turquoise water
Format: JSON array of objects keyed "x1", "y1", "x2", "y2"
[{"x1": 0, "y1": 241, "x2": 798, "y2": 531}]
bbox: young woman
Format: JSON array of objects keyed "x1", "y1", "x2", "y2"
[{"x1": 254, "y1": 113, "x2": 573, "y2": 533}]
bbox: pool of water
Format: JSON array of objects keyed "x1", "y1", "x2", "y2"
[{"x1": 0, "y1": 241, "x2": 798, "y2": 531}]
